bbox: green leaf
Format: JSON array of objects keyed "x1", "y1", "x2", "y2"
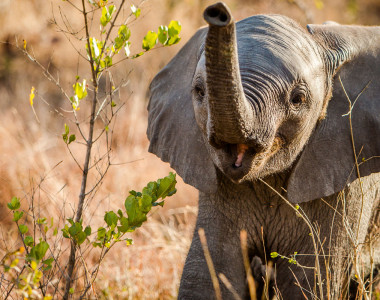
[
  {"x1": 101, "y1": 55, "x2": 112, "y2": 69},
  {"x1": 167, "y1": 36, "x2": 181, "y2": 46},
  {"x1": 129, "y1": 190, "x2": 139, "y2": 197},
  {"x1": 28, "y1": 241, "x2": 49, "y2": 262},
  {"x1": 104, "y1": 211, "x2": 118, "y2": 227},
  {"x1": 37, "y1": 217, "x2": 47, "y2": 224},
  {"x1": 68, "y1": 222, "x2": 82, "y2": 237},
  {"x1": 124, "y1": 195, "x2": 147, "y2": 227},
  {"x1": 24, "y1": 236, "x2": 34, "y2": 247},
  {"x1": 117, "y1": 216, "x2": 129, "y2": 233},
  {"x1": 73, "y1": 80, "x2": 88, "y2": 101},
  {"x1": 69, "y1": 287, "x2": 74, "y2": 294},
  {"x1": 100, "y1": 5, "x2": 115, "y2": 27},
  {"x1": 142, "y1": 31, "x2": 158, "y2": 51},
  {"x1": 168, "y1": 20, "x2": 181, "y2": 38},
  {"x1": 143, "y1": 181, "x2": 158, "y2": 202},
  {"x1": 156, "y1": 172, "x2": 177, "y2": 200},
  {"x1": 167, "y1": 20, "x2": 182, "y2": 46},
  {"x1": 153, "y1": 200, "x2": 165, "y2": 207},
  {"x1": 7, "y1": 197, "x2": 21, "y2": 210},
  {"x1": 97, "y1": 227, "x2": 106, "y2": 241},
  {"x1": 76, "y1": 231, "x2": 87, "y2": 245},
  {"x1": 62, "y1": 225, "x2": 70, "y2": 238},
  {"x1": 132, "y1": 52, "x2": 144, "y2": 59},
  {"x1": 114, "y1": 37, "x2": 123, "y2": 52},
  {"x1": 13, "y1": 211, "x2": 24, "y2": 222},
  {"x1": 119, "y1": 25, "x2": 131, "y2": 41},
  {"x1": 92, "y1": 242, "x2": 102, "y2": 248},
  {"x1": 140, "y1": 194, "x2": 152, "y2": 213},
  {"x1": 53, "y1": 227, "x2": 58, "y2": 236},
  {"x1": 19, "y1": 224, "x2": 28, "y2": 234},
  {"x1": 62, "y1": 123, "x2": 69, "y2": 143},
  {"x1": 84, "y1": 226, "x2": 91, "y2": 236},
  {"x1": 131, "y1": 4, "x2": 141, "y2": 18},
  {"x1": 125, "y1": 238, "x2": 133, "y2": 245},
  {"x1": 158, "y1": 25, "x2": 168, "y2": 45},
  {"x1": 68, "y1": 134, "x2": 76, "y2": 144},
  {"x1": 42, "y1": 257, "x2": 54, "y2": 266},
  {"x1": 104, "y1": 228, "x2": 114, "y2": 244}
]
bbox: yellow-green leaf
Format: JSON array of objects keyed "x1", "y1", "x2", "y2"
[
  {"x1": 131, "y1": 5, "x2": 141, "y2": 18},
  {"x1": 29, "y1": 87, "x2": 35, "y2": 106},
  {"x1": 31, "y1": 260, "x2": 37, "y2": 270},
  {"x1": 142, "y1": 31, "x2": 158, "y2": 51}
]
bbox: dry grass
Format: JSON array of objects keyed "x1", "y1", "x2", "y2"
[{"x1": 0, "y1": 0, "x2": 380, "y2": 298}]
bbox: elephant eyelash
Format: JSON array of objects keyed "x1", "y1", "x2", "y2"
[
  {"x1": 192, "y1": 78, "x2": 206, "y2": 101},
  {"x1": 194, "y1": 85, "x2": 205, "y2": 100},
  {"x1": 289, "y1": 83, "x2": 310, "y2": 108}
]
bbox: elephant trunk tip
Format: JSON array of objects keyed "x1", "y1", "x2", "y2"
[{"x1": 203, "y1": 2, "x2": 232, "y2": 27}]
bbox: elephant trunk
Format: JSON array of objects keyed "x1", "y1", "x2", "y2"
[{"x1": 204, "y1": 2, "x2": 254, "y2": 147}]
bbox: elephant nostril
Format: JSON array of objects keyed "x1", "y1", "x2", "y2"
[
  {"x1": 219, "y1": 13, "x2": 228, "y2": 22},
  {"x1": 203, "y1": 3, "x2": 231, "y2": 27},
  {"x1": 206, "y1": 8, "x2": 219, "y2": 18}
]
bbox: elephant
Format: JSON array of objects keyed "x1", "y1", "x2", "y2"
[{"x1": 147, "y1": 2, "x2": 380, "y2": 299}]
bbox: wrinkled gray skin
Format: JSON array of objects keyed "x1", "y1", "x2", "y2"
[{"x1": 147, "y1": 2, "x2": 380, "y2": 299}]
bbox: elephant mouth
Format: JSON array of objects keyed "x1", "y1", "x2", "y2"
[{"x1": 217, "y1": 136, "x2": 285, "y2": 182}]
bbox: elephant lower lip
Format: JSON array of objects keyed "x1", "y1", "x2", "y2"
[
  {"x1": 224, "y1": 145, "x2": 254, "y2": 180},
  {"x1": 217, "y1": 144, "x2": 264, "y2": 181}
]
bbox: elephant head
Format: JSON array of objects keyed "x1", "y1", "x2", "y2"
[{"x1": 147, "y1": 2, "x2": 380, "y2": 203}]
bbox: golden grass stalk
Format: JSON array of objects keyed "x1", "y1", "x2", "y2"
[
  {"x1": 240, "y1": 230, "x2": 257, "y2": 300},
  {"x1": 198, "y1": 228, "x2": 222, "y2": 300}
]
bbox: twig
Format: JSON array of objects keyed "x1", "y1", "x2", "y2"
[
  {"x1": 339, "y1": 76, "x2": 371, "y2": 300},
  {"x1": 258, "y1": 179, "x2": 324, "y2": 299}
]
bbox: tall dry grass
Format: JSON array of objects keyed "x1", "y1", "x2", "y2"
[{"x1": 0, "y1": 0, "x2": 380, "y2": 298}]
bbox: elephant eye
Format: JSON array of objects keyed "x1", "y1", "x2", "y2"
[
  {"x1": 290, "y1": 94, "x2": 305, "y2": 107},
  {"x1": 194, "y1": 85, "x2": 205, "y2": 100}
]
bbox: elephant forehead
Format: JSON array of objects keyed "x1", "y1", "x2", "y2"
[{"x1": 235, "y1": 15, "x2": 323, "y2": 78}]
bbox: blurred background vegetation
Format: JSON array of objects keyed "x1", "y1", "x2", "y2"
[{"x1": 0, "y1": 0, "x2": 379, "y2": 298}]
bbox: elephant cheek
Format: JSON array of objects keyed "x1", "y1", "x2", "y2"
[{"x1": 192, "y1": 101, "x2": 208, "y2": 134}]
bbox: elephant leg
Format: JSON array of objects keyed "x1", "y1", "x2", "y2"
[{"x1": 178, "y1": 195, "x2": 248, "y2": 300}]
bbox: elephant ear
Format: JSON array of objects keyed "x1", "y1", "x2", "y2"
[
  {"x1": 287, "y1": 24, "x2": 380, "y2": 203},
  {"x1": 147, "y1": 27, "x2": 217, "y2": 193}
]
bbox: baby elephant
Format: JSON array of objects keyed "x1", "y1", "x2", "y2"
[{"x1": 147, "y1": 2, "x2": 380, "y2": 299}]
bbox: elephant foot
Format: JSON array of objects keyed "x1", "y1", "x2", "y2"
[{"x1": 250, "y1": 256, "x2": 275, "y2": 299}]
